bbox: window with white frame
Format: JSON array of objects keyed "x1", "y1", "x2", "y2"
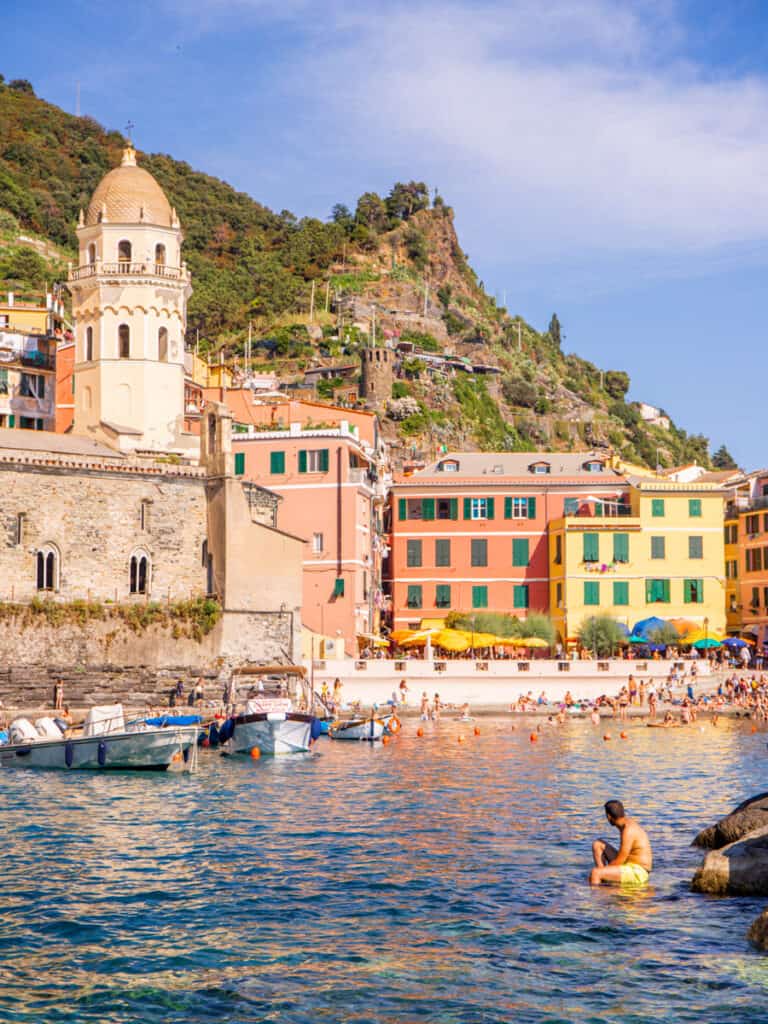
[
  {"x1": 471, "y1": 497, "x2": 488, "y2": 520},
  {"x1": 312, "y1": 532, "x2": 324, "y2": 553},
  {"x1": 511, "y1": 497, "x2": 528, "y2": 518}
]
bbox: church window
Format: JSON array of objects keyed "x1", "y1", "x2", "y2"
[
  {"x1": 87, "y1": 243, "x2": 96, "y2": 265},
  {"x1": 155, "y1": 243, "x2": 166, "y2": 267},
  {"x1": 129, "y1": 551, "x2": 150, "y2": 595},
  {"x1": 139, "y1": 500, "x2": 151, "y2": 531},
  {"x1": 119, "y1": 325, "x2": 130, "y2": 359},
  {"x1": 158, "y1": 327, "x2": 168, "y2": 362},
  {"x1": 36, "y1": 544, "x2": 59, "y2": 591},
  {"x1": 118, "y1": 240, "x2": 132, "y2": 263},
  {"x1": 86, "y1": 326, "x2": 93, "y2": 362}
]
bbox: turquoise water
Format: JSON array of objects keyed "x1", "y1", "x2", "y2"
[{"x1": 1, "y1": 717, "x2": 768, "y2": 1023}]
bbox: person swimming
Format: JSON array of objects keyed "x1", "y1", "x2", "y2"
[{"x1": 589, "y1": 800, "x2": 653, "y2": 886}]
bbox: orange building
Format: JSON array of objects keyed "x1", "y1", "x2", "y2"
[
  {"x1": 733, "y1": 470, "x2": 768, "y2": 648},
  {"x1": 54, "y1": 341, "x2": 75, "y2": 432},
  {"x1": 388, "y1": 452, "x2": 628, "y2": 629}
]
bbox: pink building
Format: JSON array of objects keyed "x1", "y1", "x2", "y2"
[{"x1": 230, "y1": 412, "x2": 385, "y2": 655}]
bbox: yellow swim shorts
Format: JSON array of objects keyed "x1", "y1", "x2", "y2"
[{"x1": 620, "y1": 862, "x2": 649, "y2": 885}]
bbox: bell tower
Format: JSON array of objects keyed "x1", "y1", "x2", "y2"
[{"x1": 68, "y1": 144, "x2": 192, "y2": 451}]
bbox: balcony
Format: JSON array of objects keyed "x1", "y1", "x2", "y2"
[
  {"x1": 69, "y1": 261, "x2": 186, "y2": 282},
  {"x1": 566, "y1": 503, "x2": 634, "y2": 517}
]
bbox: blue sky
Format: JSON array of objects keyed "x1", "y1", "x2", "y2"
[{"x1": 6, "y1": 0, "x2": 768, "y2": 468}]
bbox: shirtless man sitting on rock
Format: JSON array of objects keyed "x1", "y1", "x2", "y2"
[{"x1": 590, "y1": 799, "x2": 653, "y2": 886}]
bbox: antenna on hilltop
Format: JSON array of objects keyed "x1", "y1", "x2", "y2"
[{"x1": 125, "y1": 119, "x2": 135, "y2": 143}]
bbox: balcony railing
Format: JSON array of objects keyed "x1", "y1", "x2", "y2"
[
  {"x1": 566, "y1": 504, "x2": 634, "y2": 518},
  {"x1": 69, "y1": 262, "x2": 184, "y2": 282}
]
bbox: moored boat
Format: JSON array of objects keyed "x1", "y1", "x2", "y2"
[
  {"x1": 220, "y1": 665, "x2": 318, "y2": 756},
  {"x1": 0, "y1": 704, "x2": 198, "y2": 771},
  {"x1": 329, "y1": 716, "x2": 386, "y2": 741}
]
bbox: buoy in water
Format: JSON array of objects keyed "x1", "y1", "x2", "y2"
[
  {"x1": 752, "y1": 725, "x2": 758, "y2": 733},
  {"x1": 382, "y1": 734, "x2": 390, "y2": 745},
  {"x1": 458, "y1": 734, "x2": 465, "y2": 743},
  {"x1": 620, "y1": 731, "x2": 628, "y2": 739},
  {"x1": 417, "y1": 727, "x2": 424, "y2": 737},
  {"x1": 530, "y1": 733, "x2": 538, "y2": 743},
  {"x1": 474, "y1": 726, "x2": 480, "y2": 736},
  {"x1": 603, "y1": 733, "x2": 611, "y2": 741},
  {"x1": 250, "y1": 746, "x2": 261, "y2": 759}
]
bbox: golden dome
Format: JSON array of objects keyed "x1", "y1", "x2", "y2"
[{"x1": 85, "y1": 146, "x2": 175, "y2": 228}]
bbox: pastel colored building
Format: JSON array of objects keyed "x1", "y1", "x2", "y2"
[
  {"x1": 549, "y1": 475, "x2": 726, "y2": 642},
  {"x1": 230, "y1": 411, "x2": 385, "y2": 655},
  {"x1": 731, "y1": 471, "x2": 768, "y2": 646},
  {"x1": 55, "y1": 341, "x2": 75, "y2": 433},
  {"x1": 388, "y1": 452, "x2": 626, "y2": 629}
]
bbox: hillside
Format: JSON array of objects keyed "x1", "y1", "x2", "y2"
[{"x1": 0, "y1": 74, "x2": 720, "y2": 469}]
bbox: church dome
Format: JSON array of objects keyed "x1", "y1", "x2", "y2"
[{"x1": 85, "y1": 146, "x2": 174, "y2": 228}]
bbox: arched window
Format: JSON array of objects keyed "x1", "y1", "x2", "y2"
[
  {"x1": 36, "y1": 544, "x2": 59, "y2": 591},
  {"x1": 158, "y1": 327, "x2": 168, "y2": 362},
  {"x1": 87, "y1": 243, "x2": 96, "y2": 265},
  {"x1": 118, "y1": 324, "x2": 130, "y2": 359},
  {"x1": 118, "y1": 240, "x2": 132, "y2": 263},
  {"x1": 129, "y1": 551, "x2": 150, "y2": 595},
  {"x1": 85, "y1": 326, "x2": 93, "y2": 362},
  {"x1": 155, "y1": 243, "x2": 166, "y2": 267}
]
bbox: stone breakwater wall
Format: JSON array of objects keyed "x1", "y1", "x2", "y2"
[{"x1": 0, "y1": 611, "x2": 296, "y2": 709}]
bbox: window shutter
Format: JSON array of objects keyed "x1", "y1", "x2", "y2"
[
  {"x1": 298, "y1": 450, "x2": 307, "y2": 473},
  {"x1": 512, "y1": 538, "x2": 529, "y2": 567},
  {"x1": 584, "y1": 581, "x2": 600, "y2": 605},
  {"x1": 449, "y1": 498, "x2": 458, "y2": 520},
  {"x1": 504, "y1": 496, "x2": 512, "y2": 519},
  {"x1": 463, "y1": 498, "x2": 472, "y2": 519},
  {"x1": 234, "y1": 452, "x2": 245, "y2": 476},
  {"x1": 422, "y1": 498, "x2": 435, "y2": 521},
  {"x1": 436, "y1": 584, "x2": 451, "y2": 608},
  {"x1": 270, "y1": 451, "x2": 285, "y2": 474},
  {"x1": 472, "y1": 585, "x2": 488, "y2": 609},
  {"x1": 613, "y1": 581, "x2": 629, "y2": 605},
  {"x1": 398, "y1": 498, "x2": 407, "y2": 521},
  {"x1": 689, "y1": 499, "x2": 702, "y2": 517},
  {"x1": 651, "y1": 536, "x2": 665, "y2": 559},
  {"x1": 583, "y1": 533, "x2": 599, "y2": 562},
  {"x1": 613, "y1": 533, "x2": 629, "y2": 562},
  {"x1": 319, "y1": 448, "x2": 329, "y2": 472},
  {"x1": 689, "y1": 536, "x2": 703, "y2": 559},
  {"x1": 513, "y1": 584, "x2": 529, "y2": 609},
  {"x1": 486, "y1": 497, "x2": 495, "y2": 520},
  {"x1": 527, "y1": 497, "x2": 537, "y2": 519},
  {"x1": 652, "y1": 498, "x2": 665, "y2": 517},
  {"x1": 333, "y1": 577, "x2": 345, "y2": 597}
]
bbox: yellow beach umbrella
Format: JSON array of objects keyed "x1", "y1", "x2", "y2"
[
  {"x1": 684, "y1": 628, "x2": 724, "y2": 645},
  {"x1": 519, "y1": 637, "x2": 551, "y2": 648},
  {"x1": 493, "y1": 636, "x2": 523, "y2": 648},
  {"x1": 434, "y1": 629, "x2": 471, "y2": 653},
  {"x1": 390, "y1": 629, "x2": 417, "y2": 645},
  {"x1": 466, "y1": 631, "x2": 499, "y2": 648}
]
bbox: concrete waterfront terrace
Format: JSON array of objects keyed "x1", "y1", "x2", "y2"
[{"x1": 389, "y1": 450, "x2": 627, "y2": 629}]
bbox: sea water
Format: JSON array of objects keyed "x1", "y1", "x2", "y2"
[{"x1": 1, "y1": 717, "x2": 767, "y2": 1023}]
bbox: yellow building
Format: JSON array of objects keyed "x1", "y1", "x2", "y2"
[
  {"x1": 724, "y1": 512, "x2": 740, "y2": 633},
  {"x1": 0, "y1": 291, "x2": 65, "y2": 335},
  {"x1": 188, "y1": 351, "x2": 233, "y2": 390},
  {"x1": 549, "y1": 475, "x2": 726, "y2": 642}
]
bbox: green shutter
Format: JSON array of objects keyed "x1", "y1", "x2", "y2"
[
  {"x1": 471, "y1": 539, "x2": 488, "y2": 566},
  {"x1": 689, "y1": 499, "x2": 702, "y2": 517},
  {"x1": 504, "y1": 496, "x2": 512, "y2": 519},
  {"x1": 234, "y1": 452, "x2": 245, "y2": 476},
  {"x1": 398, "y1": 498, "x2": 407, "y2": 521},
  {"x1": 651, "y1": 536, "x2": 665, "y2": 559},
  {"x1": 472, "y1": 585, "x2": 488, "y2": 609},
  {"x1": 422, "y1": 498, "x2": 435, "y2": 520},
  {"x1": 298, "y1": 449, "x2": 307, "y2": 473},
  {"x1": 449, "y1": 498, "x2": 458, "y2": 520},
  {"x1": 407, "y1": 540, "x2": 422, "y2": 567},
  {"x1": 646, "y1": 578, "x2": 670, "y2": 603},
  {"x1": 463, "y1": 497, "x2": 472, "y2": 520},
  {"x1": 8, "y1": 415, "x2": 14, "y2": 427},
  {"x1": 333, "y1": 577, "x2": 345, "y2": 597},
  {"x1": 684, "y1": 578, "x2": 703, "y2": 604},
  {"x1": 319, "y1": 448, "x2": 329, "y2": 472},
  {"x1": 486, "y1": 497, "x2": 495, "y2": 520},
  {"x1": 527, "y1": 497, "x2": 537, "y2": 519},
  {"x1": 406, "y1": 584, "x2": 422, "y2": 608},
  {"x1": 435, "y1": 539, "x2": 451, "y2": 567},
  {"x1": 613, "y1": 533, "x2": 629, "y2": 563},
  {"x1": 513, "y1": 584, "x2": 529, "y2": 609},
  {"x1": 651, "y1": 498, "x2": 665, "y2": 517},
  {"x1": 584, "y1": 581, "x2": 600, "y2": 606},
  {"x1": 689, "y1": 535, "x2": 703, "y2": 559},
  {"x1": 436, "y1": 584, "x2": 451, "y2": 609},
  {"x1": 583, "y1": 533, "x2": 599, "y2": 562},
  {"x1": 270, "y1": 450, "x2": 285, "y2": 474},
  {"x1": 613, "y1": 581, "x2": 629, "y2": 605},
  {"x1": 512, "y1": 538, "x2": 529, "y2": 567}
]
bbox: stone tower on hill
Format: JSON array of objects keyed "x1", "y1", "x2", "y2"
[
  {"x1": 68, "y1": 144, "x2": 192, "y2": 452},
  {"x1": 360, "y1": 345, "x2": 394, "y2": 407}
]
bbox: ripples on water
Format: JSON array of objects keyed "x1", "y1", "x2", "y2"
[{"x1": 2, "y1": 718, "x2": 768, "y2": 1022}]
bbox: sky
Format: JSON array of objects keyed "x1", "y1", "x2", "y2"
[{"x1": 5, "y1": 0, "x2": 768, "y2": 468}]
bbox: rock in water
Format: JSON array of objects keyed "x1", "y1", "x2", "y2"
[
  {"x1": 692, "y1": 791, "x2": 768, "y2": 849},
  {"x1": 747, "y1": 908, "x2": 768, "y2": 950},
  {"x1": 692, "y1": 825, "x2": 768, "y2": 895}
]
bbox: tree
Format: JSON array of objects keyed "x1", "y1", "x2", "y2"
[
  {"x1": 603, "y1": 370, "x2": 630, "y2": 399},
  {"x1": 355, "y1": 192, "x2": 388, "y2": 232},
  {"x1": 8, "y1": 79, "x2": 34, "y2": 94},
  {"x1": 502, "y1": 375, "x2": 538, "y2": 408},
  {"x1": 712, "y1": 444, "x2": 738, "y2": 470},
  {"x1": 385, "y1": 181, "x2": 429, "y2": 222},
  {"x1": 578, "y1": 615, "x2": 626, "y2": 656},
  {"x1": 330, "y1": 203, "x2": 353, "y2": 232},
  {"x1": 548, "y1": 313, "x2": 562, "y2": 348},
  {"x1": 647, "y1": 624, "x2": 681, "y2": 647}
]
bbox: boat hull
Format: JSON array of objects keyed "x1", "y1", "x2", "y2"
[
  {"x1": 0, "y1": 726, "x2": 199, "y2": 771},
  {"x1": 228, "y1": 713, "x2": 313, "y2": 755},
  {"x1": 330, "y1": 718, "x2": 385, "y2": 741}
]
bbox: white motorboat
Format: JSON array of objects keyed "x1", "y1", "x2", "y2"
[
  {"x1": 220, "y1": 665, "x2": 318, "y2": 756},
  {"x1": 0, "y1": 704, "x2": 198, "y2": 772},
  {"x1": 329, "y1": 716, "x2": 386, "y2": 741}
]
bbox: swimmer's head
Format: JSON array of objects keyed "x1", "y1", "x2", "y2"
[{"x1": 604, "y1": 800, "x2": 625, "y2": 824}]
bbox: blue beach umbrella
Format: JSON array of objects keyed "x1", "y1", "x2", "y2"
[
  {"x1": 722, "y1": 637, "x2": 747, "y2": 649},
  {"x1": 631, "y1": 616, "x2": 669, "y2": 638}
]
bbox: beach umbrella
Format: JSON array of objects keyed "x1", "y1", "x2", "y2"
[
  {"x1": 466, "y1": 632, "x2": 499, "y2": 648},
  {"x1": 669, "y1": 618, "x2": 699, "y2": 638},
  {"x1": 692, "y1": 637, "x2": 722, "y2": 649},
  {"x1": 389, "y1": 629, "x2": 416, "y2": 645},
  {"x1": 615, "y1": 622, "x2": 631, "y2": 638},
  {"x1": 631, "y1": 616, "x2": 669, "y2": 638},
  {"x1": 433, "y1": 629, "x2": 471, "y2": 653},
  {"x1": 628, "y1": 634, "x2": 648, "y2": 644},
  {"x1": 519, "y1": 637, "x2": 550, "y2": 648},
  {"x1": 493, "y1": 636, "x2": 523, "y2": 648},
  {"x1": 685, "y1": 629, "x2": 724, "y2": 645},
  {"x1": 723, "y1": 637, "x2": 748, "y2": 649}
]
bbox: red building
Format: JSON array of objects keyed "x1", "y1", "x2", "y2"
[{"x1": 388, "y1": 452, "x2": 627, "y2": 628}]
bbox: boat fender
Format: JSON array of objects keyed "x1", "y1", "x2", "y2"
[
  {"x1": 219, "y1": 718, "x2": 235, "y2": 743},
  {"x1": 208, "y1": 722, "x2": 220, "y2": 747},
  {"x1": 54, "y1": 718, "x2": 68, "y2": 735},
  {"x1": 183, "y1": 745, "x2": 190, "y2": 763},
  {"x1": 310, "y1": 718, "x2": 323, "y2": 741},
  {"x1": 65, "y1": 741, "x2": 74, "y2": 768},
  {"x1": 388, "y1": 715, "x2": 401, "y2": 733},
  {"x1": 98, "y1": 741, "x2": 107, "y2": 767}
]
